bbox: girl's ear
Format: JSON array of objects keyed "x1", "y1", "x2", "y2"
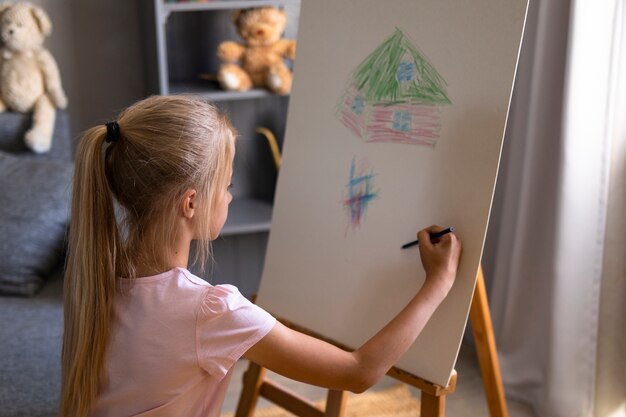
[{"x1": 181, "y1": 189, "x2": 197, "y2": 219}]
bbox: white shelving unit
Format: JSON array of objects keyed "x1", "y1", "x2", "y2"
[
  {"x1": 143, "y1": 0, "x2": 299, "y2": 238},
  {"x1": 152, "y1": 0, "x2": 299, "y2": 97},
  {"x1": 169, "y1": 81, "x2": 273, "y2": 102},
  {"x1": 221, "y1": 197, "x2": 273, "y2": 235},
  {"x1": 141, "y1": 0, "x2": 299, "y2": 295},
  {"x1": 162, "y1": 0, "x2": 299, "y2": 13}
]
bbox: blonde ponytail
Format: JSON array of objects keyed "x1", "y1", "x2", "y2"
[
  {"x1": 59, "y1": 95, "x2": 236, "y2": 416},
  {"x1": 60, "y1": 126, "x2": 124, "y2": 417}
]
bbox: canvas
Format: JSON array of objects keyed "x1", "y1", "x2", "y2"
[{"x1": 258, "y1": 0, "x2": 528, "y2": 386}]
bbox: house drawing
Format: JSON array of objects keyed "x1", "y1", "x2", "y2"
[{"x1": 337, "y1": 28, "x2": 451, "y2": 147}]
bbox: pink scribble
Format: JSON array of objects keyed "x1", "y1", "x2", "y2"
[{"x1": 343, "y1": 157, "x2": 378, "y2": 231}]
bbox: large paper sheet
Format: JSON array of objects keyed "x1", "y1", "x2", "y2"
[{"x1": 257, "y1": 0, "x2": 528, "y2": 386}]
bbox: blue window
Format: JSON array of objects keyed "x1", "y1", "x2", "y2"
[
  {"x1": 393, "y1": 111, "x2": 411, "y2": 132},
  {"x1": 351, "y1": 95, "x2": 365, "y2": 115},
  {"x1": 396, "y1": 61, "x2": 416, "y2": 82}
]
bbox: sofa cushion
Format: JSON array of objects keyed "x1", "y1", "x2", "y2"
[
  {"x1": 0, "y1": 150, "x2": 72, "y2": 296},
  {"x1": 0, "y1": 111, "x2": 73, "y2": 162},
  {"x1": 0, "y1": 266, "x2": 63, "y2": 416}
]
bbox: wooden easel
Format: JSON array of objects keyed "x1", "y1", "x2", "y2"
[
  {"x1": 240, "y1": 129, "x2": 507, "y2": 417},
  {"x1": 234, "y1": 266, "x2": 506, "y2": 417}
]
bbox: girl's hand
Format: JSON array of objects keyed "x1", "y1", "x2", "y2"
[{"x1": 417, "y1": 225, "x2": 462, "y2": 298}]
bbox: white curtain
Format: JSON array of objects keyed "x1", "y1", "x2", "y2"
[
  {"x1": 481, "y1": 0, "x2": 625, "y2": 416},
  {"x1": 593, "y1": 1, "x2": 626, "y2": 416}
]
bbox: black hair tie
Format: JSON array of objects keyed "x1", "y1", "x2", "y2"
[{"x1": 105, "y1": 121, "x2": 120, "y2": 143}]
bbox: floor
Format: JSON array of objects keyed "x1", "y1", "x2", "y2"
[{"x1": 221, "y1": 342, "x2": 536, "y2": 417}]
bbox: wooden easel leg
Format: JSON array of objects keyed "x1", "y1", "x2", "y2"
[
  {"x1": 235, "y1": 361, "x2": 266, "y2": 417},
  {"x1": 388, "y1": 368, "x2": 455, "y2": 417},
  {"x1": 420, "y1": 391, "x2": 445, "y2": 417},
  {"x1": 324, "y1": 390, "x2": 347, "y2": 417},
  {"x1": 470, "y1": 266, "x2": 508, "y2": 417},
  {"x1": 235, "y1": 361, "x2": 346, "y2": 417}
]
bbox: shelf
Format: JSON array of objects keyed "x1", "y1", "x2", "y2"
[
  {"x1": 169, "y1": 80, "x2": 287, "y2": 102},
  {"x1": 221, "y1": 197, "x2": 273, "y2": 236},
  {"x1": 163, "y1": 0, "x2": 299, "y2": 13}
]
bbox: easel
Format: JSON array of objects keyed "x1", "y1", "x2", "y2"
[
  {"x1": 237, "y1": 130, "x2": 508, "y2": 417},
  {"x1": 234, "y1": 320, "x2": 458, "y2": 417},
  {"x1": 235, "y1": 266, "x2": 504, "y2": 417}
]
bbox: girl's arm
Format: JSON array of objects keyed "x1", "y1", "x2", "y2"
[{"x1": 243, "y1": 226, "x2": 462, "y2": 393}]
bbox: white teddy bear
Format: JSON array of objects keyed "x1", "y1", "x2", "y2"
[{"x1": 0, "y1": 2, "x2": 67, "y2": 153}]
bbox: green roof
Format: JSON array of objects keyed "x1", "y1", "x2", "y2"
[{"x1": 352, "y1": 28, "x2": 451, "y2": 105}]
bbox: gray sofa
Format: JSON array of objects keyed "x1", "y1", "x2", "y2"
[{"x1": 0, "y1": 111, "x2": 72, "y2": 417}]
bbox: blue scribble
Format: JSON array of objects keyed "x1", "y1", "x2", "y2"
[
  {"x1": 396, "y1": 61, "x2": 416, "y2": 82},
  {"x1": 344, "y1": 157, "x2": 378, "y2": 228},
  {"x1": 351, "y1": 95, "x2": 365, "y2": 115},
  {"x1": 393, "y1": 110, "x2": 411, "y2": 132}
]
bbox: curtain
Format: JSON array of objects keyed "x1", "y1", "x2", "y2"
[
  {"x1": 481, "y1": 0, "x2": 624, "y2": 416},
  {"x1": 594, "y1": 1, "x2": 626, "y2": 416}
]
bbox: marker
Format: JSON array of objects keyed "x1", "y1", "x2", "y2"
[{"x1": 401, "y1": 227, "x2": 455, "y2": 249}]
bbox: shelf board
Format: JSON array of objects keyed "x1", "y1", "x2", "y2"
[
  {"x1": 221, "y1": 197, "x2": 273, "y2": 236},
  {"x1": 163, "y1": 0, "x2": 299, "y2": 13},
  {"x1": 169, "y1": 80, "x2": 287, "y2": 102}
]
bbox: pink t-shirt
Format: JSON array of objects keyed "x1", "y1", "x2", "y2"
[{"x1": 91, "y1": 267, "x2": 276, "y2": 417}]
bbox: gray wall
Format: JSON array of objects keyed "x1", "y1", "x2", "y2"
[{"x1": 29, "y1": 0, "x2": 146, "y2": 139}]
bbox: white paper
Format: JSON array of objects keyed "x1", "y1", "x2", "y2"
[{"x1": 257, "y1": 0, "x2": 528, "y2": 387}]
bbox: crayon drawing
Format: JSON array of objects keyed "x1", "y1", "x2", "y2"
[
  {"x1": 337, "y1": 28, "x2": 451, "y2": 147},
  {"x1": 343, "y1": 157, "x2": 379, "y2": 230}
]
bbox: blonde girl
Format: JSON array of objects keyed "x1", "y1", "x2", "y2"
[{"x1": 60, "y1": 95, "x2": 462, "y2": 417}]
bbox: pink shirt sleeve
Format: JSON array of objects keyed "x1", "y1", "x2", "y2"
[{"x1": 196, "y1": 284, "x2": 276, "y2": 378}]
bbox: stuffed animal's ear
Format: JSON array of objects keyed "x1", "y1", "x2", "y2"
[
  {"x1": 29, "y1": 4, "x2": 52, "y2": 36},
  {"x1": 232, "y1": 8, "x2": 254, "y2": 26},
  {"x1": 232, "y1": 9, "x2": 243, "y2": 25},
  {"x1": 0, "y1": 2, "x2": 13, "y2": 16}
]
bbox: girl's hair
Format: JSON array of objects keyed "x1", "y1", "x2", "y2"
[{"x1": 59, "y1": 95, "x2": 236, "y2": 417}]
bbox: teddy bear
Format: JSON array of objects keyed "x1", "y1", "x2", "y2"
[
  {"x1": 0, "y1": 2, "x2": 67, "y2": 153},
  {"x1": 217, "y1": 7, "x2": 296, "y2": 95}
]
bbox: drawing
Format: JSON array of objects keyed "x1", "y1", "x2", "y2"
[
  {"x1": 337, "y1": 28, "x2": 451, "y2": 147},
  {"x1": 343, "y1": 157, "x2": 379, "y2": 230}
]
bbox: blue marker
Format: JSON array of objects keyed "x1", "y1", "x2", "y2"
[{"x1": 401, "y1": 227, "x2": 454, "y2": 249}]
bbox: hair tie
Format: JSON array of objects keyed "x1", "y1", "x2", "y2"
[{"x1": 105, "y1": 121, "x2": 120, "y2": 143}]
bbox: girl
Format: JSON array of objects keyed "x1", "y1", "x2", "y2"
[{"x1": 60, "y1": 95, "x2": 462, "y2": 417}]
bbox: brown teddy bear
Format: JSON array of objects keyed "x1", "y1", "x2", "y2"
[
  {"x1": 217, "y1": 7, "x2": 296, "y2": 95},
  {"x1": 0, "y1": 2, "x2": 67, "y2": 153}
]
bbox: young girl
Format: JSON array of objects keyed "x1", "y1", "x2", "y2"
[{"x1": 60, "y1": 95, "x2": 462, "y2": 417}]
